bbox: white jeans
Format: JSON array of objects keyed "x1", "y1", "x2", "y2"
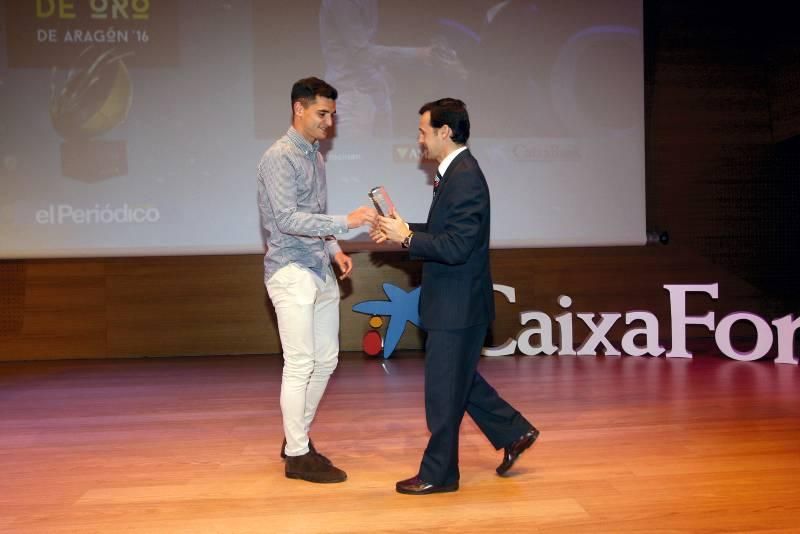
[{"x1": 266, "y1": 263, "x2": 340, "y2": 457}]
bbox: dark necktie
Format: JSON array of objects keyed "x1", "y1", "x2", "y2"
[{"x1": 433, "y1": 171, "x2": 442, "y2": 197}]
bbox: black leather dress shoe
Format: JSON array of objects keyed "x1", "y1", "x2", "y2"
[
  {"x1": 496, "y1": 427, "x2": 540, "y2": 475},
  {"x1": 396, "y1": 476, "x2": 459, "y2": 495}
]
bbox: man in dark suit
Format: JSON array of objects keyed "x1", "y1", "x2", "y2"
[{"x1": 372, "y1": 98, "x2": 539, "y2": 495}]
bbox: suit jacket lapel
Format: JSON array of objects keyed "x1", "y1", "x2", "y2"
[{"x1": 426, "y1": 149, "x2": 470, "y2": 223}]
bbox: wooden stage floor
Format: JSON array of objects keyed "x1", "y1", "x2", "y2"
[{"x1": 0, "y1": 353, "x2": 798, "y2": 533}]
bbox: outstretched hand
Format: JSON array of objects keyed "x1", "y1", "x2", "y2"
[{"x1": 347, "y1": 206, "x2": 378, "y2": 229}]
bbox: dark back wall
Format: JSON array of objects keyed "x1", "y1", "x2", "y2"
[{"x1": 0, "y1": 1, "x2": 797, "y2": 361}]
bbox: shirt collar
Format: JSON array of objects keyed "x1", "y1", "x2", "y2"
[
  {"x1": 437, "y1": 146, "x2": 468, "y2": 178},
  {"x1": 287, "y1": 126, "x2": 319, "y2": 157}
]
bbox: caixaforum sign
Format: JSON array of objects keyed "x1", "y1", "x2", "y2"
[
  {"x1": 354, "y1": 283, "x2": 798, "y2": 365},
  {"x1": 484, "y1": 283, "x2": 798, "y2": 365}
]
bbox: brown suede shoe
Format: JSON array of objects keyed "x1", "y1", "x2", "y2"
[
  {"x1": 280, "y1": 438, "x2": 331, "y2": 465},
  {"x1": 285, "y1": 451, "x2": 347, "y2": 483}
]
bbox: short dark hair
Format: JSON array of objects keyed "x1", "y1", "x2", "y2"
[
  {"x1": 291, "y1": 77, "x2": 338, "y2": 111},
  {"x1": 419, "y1": 98, "x2": 470, "y2": 144}
]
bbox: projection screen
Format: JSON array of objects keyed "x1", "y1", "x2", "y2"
[{"x1": 0, "y1": 0, "x2": 645, "y2": 258}]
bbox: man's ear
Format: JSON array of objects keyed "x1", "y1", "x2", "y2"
[
  {"x1": 293, "y1": 101, "x2": 305, "y2": 117},
  {"x1": 440, "y1": 124, "x2": 452, "y2": 141}
]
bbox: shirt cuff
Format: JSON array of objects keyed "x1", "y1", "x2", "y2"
[
  {"x1": 326, "y1": 238, "x2": 343, "y2": 258},
  {"x1": 331, "y1": 215, "x2": 349, "y2": 234}
]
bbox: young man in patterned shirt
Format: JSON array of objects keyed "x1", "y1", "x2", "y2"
[{"x1": 257, "y1": 77, "x2": 376, "y2": 483}]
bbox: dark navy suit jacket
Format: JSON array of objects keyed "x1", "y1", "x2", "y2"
[{"x1": 408, "y1": 149, "x2": 495, "y2": 331}]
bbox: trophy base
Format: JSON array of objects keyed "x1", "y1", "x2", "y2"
[{"x1": 61, "y1": 139, "x2": 128, "y2": 182}]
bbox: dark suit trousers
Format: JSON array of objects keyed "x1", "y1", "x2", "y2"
[{"x1": 418, "y1": 323, "x2": 533, "y2": 486}]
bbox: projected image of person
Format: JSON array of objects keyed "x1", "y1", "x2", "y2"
[
  {"x1": 436, "y1": 0, "x2": 562, "y2": 136},
  {"x1": 371, "y1": 98, "x2": 539, "y2": 494},
  {"x1": 257, "y1": 77, "x2": 378, "y2": 484},
  {"x1": 319, "y1": 0, "x2": 465, "y2": 137}
]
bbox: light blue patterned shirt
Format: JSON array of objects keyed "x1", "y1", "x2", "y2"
[{"x1": 257, "y1": 127, "x2": 348, "y2": 282}]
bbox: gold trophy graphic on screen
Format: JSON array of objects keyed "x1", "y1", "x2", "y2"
[{"x1": 50, "y1": 47, "x2": 133, "y2": 182}]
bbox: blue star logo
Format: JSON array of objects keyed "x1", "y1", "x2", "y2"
[{"x1": 352, "y1": 283, "x2": 422, "y2": 358}]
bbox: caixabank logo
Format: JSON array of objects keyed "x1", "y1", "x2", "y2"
[
  {"x1": 353, "y1": 283, "x2": 421, "y2": 358},
  {"x1": 353, "y1": 282, "x2": 799, "y2": 364}
]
